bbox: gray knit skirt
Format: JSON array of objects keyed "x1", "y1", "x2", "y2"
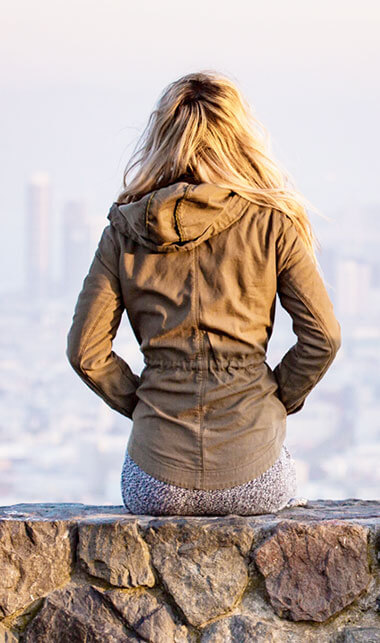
[{"x1": 120, "y1": 443, "x2": 305, "y2": 516}]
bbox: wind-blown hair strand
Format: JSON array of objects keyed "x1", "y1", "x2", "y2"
[{"x1": 117, "y1": 70, "x2": 330, "y2": 266}]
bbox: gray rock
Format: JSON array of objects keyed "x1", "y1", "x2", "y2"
[
  {"x1": 0, "y1": 519, "x2": 75, "y2": 617},
  {"x1": 143, "y1": 517, "x2": 255, "y2": 627},
  {"x1": 254, "y1": 520, "x2": 372, "y2": 622},
  {"x1": 334, "y1": 627, "x2": 380, "y2": 642},
  {"x1": 22, "y1": 584, "x2": 140, "y2": 642},
  {"x1": 0, "y1": 503, "x2": 129, "y2": 522},
  {"x1": 268, "y1": 499, "x2": 380, "y2": 526},
  {"x1": 103, "y1": 587, "x2": 192, "y2": 642},
  {"x1": 0, "y1": 499, "x2": 379, "y2": 526},
  {"x1": 201, "y1": 615, "x2": 277, "y2": 642},
  {"x1": 78, "y1": 519, "x2": 155, "y2": 588}
]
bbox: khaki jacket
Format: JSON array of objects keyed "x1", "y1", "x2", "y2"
[{"x1": 66, "y1": 181, "x2": 342, "y2": 490}]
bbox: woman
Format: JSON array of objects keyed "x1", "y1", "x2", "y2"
[{"x1": 66, "y1": 70, "x2": 341, "y2": 516}]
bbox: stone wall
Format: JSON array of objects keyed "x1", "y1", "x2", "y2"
[{"x1": 0, "y1": 499, "x2": 379, "y2": 642}]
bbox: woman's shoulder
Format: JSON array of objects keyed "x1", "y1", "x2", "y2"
[{"x1": 238, "y1": 201, "x2": 293, "y2": 238}]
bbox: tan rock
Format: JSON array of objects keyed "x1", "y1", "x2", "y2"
[
  {"x1": 143, "y1": 517, "x2": 255, "y2": 627},
  {"x1": 103, "y1": 587, "x2": 192, "y2": 642},
  {"x1": 0, "y1": 520, "x2": 75, "y2": 617},
  {"x1": 0, "y1": 623, "x2": 18, "y2": 642},
  {"x1": 78, "y1": 519, "x2": 155, "y2": 587}
]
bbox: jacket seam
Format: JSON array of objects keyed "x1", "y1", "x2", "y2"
[
  {"x1": 105, "y1": 224, "x2": 118, "y2": 251},
  {"x1": 193, "y1": 243, "x2": 205, "y2": 479},
  {"x1": 285, "y1": 274, "x2": 335, "y2": 353},
  {"x1": 145, "y1": 191, "x2": 157, "y2": 230},
  {"x1": 275, "y1": 212, "x2": 297, "y2": 275},
  {"x1": 95, "y1": 248, "x2": 119, "y2": 279},
  {"x1": 76, "y1": 292, "x2": 115, "y2": 361},
  {"x1": 106, "y1": 225, "x2": 120, "y2": 258},
  {"x1": 175, "y1": 184, "x2": 191, "y2": 242}
]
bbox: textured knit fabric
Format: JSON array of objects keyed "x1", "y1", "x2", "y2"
[{"x1": 120, "y1": 443, "x2": 301, "y2": 516}]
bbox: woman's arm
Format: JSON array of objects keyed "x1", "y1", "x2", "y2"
[
  {"x1": 66, "y1": 224, "x2": 140, "y2": 419},
  {"x1": 273, "y1": 213, "x2": 342, "y2": 415}
]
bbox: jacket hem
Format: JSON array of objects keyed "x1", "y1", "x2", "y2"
[{"x1": 127, "y1": 428, "x2": 286, "y2": 491}]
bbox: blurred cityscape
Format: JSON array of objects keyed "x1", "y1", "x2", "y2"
[{"x1": 0, "y1": 172, "x2": 379, "y2": 505}]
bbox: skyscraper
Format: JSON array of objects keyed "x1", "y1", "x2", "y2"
[
  {"x1": 25, "y1": 172, "x2": 51, "y2": 299},
  {"x1": 62, "y1": 200, "x2": 92, "y2": 295},
  {"x1": 336, "y1": 258, "x2": 372, "y2": 318}
]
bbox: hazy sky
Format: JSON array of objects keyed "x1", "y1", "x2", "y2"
[{"x1": 1, "y1": 0, "x2": 380, "y2": 289}]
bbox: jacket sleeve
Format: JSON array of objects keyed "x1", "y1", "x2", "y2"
[
  {"x1": 272, "y1": 212, "x2": 342, "y2": 415},
  {"x1": 66, "y1": 223, "x2": 140, "y2": 419}
]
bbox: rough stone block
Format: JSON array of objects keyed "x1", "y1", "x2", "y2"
[
  {"x1": 0, "y1": 500, "x2": 379, "y2": 641},
  {"x1": 254, "y1": 520, "x2": 372, "y2": 622},
  {"x1": 103, "y1": 587, "x2": 192, "y2": 642},
  {"x1": 0, "y1": 623, "x2": 18, "y2": 642},
  {"x1": 22, "y1": 584, "x2": 139, "y2": 642},
  {"x1": 335, "y1": 627, "x2": 380, "y2": 642},
  {"x1": 77, "y1": 519, "x2": 155, "y2": 588},
  {"x1": 143, "y1": 517, "x2": 255, "y2": 627},
  {"x1": 200, "y1": 614, "x2": 279, "y2": 642},
  {"x1": 0, "y1": 520, "x2": 75, "y2": 618}
]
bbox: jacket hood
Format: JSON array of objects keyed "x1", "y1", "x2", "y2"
[{"x1": 107, "y1": 181, "x2": 256, "y2": 252}]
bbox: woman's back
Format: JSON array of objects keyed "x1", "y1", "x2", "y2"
[
  {"x1": 67, "y1": 179, "x2": 341, "y2": 491},
  {"x1": 66, "y1": 70, "x2": 341, "y2": 513}
]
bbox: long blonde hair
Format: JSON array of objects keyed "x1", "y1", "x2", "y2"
[{"x1": 117, "y1": 70, "x2": 329, "y2": 265}]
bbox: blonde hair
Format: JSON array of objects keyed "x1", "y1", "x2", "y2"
[{"x1": 117, "y1": 70, "x2": 330, "y2": 265}]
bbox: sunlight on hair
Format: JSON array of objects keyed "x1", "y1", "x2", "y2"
[{"x1": 117, "y1": 70, "x2": 330, "y2": 267}]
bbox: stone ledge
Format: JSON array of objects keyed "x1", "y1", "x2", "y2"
[{"x1": 0, "y1": 499, "x2": 379, "y2": 642}]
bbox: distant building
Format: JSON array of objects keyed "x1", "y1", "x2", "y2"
[
  {"x1": 62, "y1": 200, "x2": 92, "y2": 295},
  {"x1": 336, "y1": 258, "x2": 371, "y2": 318},
  {"x1": 318, "y1": 245, "x2": 338, "y2": 305},
  {"x1": 25, "y1": 172, "x2": 51, "y2": 299}
]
